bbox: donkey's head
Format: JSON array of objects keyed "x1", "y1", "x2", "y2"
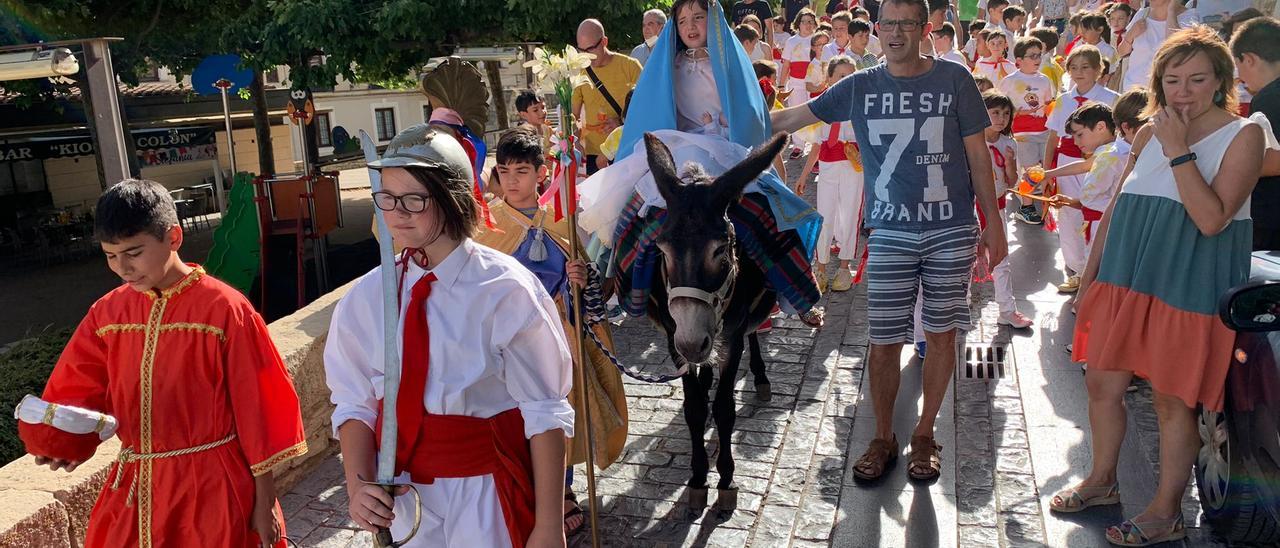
[{"x1": 644, "y1": 131, "x2": 788, "y2": 364}]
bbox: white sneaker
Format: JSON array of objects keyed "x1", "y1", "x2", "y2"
[{"x1": 998, "y1": 311, "x2": 1034, "y2": 329}]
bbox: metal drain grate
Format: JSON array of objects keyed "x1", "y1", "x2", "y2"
[{"x1": 960, "y1": 342, "x2": 1008, "y2": 379}]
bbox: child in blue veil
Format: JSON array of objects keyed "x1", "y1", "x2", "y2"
[{"x1": 577, "y1": 0, "x2": 824, "y2": 317}]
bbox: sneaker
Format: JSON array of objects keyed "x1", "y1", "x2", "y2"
[
  {"x1": 816, "y1": 272, "x2": 830, "y2": 293},
  {"x1": 998, "y1": 311, "x2": 1034, "y2": 329},
  {"x1": 789, "y1": 147, "x2": 803, "y2": 160},
  {"x1": 1013, "y1": 205, "x2": 1043, "y2": 225},
  {"x1": 757, "y1": 318, "x2": 773, "y2": 333},
  {"x1": 1057, "y1": 275, "x2": 1080, "y2": 294},
  {"x1": 811, "y1": 164, "x2": 820, "y2": 175},
  {"x1": 915, "y1": 341, "x2": 927, "y2": 358},
  {"x1": 1064, "y1": 343, "x2": 1073, "y2": 354},
  {"x1": 831, "y1": 268, "x2": 853, "y2": 292}
]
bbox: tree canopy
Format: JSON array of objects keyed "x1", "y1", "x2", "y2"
[{"x1": 3, "y1": 0, "x2": 669, "y2": 91}]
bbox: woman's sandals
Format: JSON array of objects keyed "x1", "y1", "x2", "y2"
[
  {"x1": 852, "y1": 436, "x2": 899, "y2": 481},
  {"x1": 1049, "y1": 483, "x2": 1121, "y2": 513},
  {"x1": 1106, "y1": 513, "x2": 1186, "y2": 546}
]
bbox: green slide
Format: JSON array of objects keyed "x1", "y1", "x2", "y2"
[{"x1": 205, "y1": 173, "x2": 260, "y2": 294}]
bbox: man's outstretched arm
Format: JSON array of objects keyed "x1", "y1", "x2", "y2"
[{"x1": 771, "y1": 103, "x2": 822, "y2": 135}]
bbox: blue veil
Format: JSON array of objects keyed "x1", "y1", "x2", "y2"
[
  {"x1": 616, "y1": 0, "x2": 770, "y2": 159},
  {"x1": 615, "y1": 0, "x2": 820, "y2": 249}
]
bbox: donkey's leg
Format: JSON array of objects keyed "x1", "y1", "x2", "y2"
[
  {"x1": 712, "y1": 334, "x2": 747, "y2": 510},
  {"x1": 680, "y1": 366, "x2": 712, "y2": 510},
  {"x1": 747, "y1": 332, "x2": 771, "y2": 402}
]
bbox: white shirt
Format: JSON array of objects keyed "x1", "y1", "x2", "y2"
[
  {"x1": 941, "y1": 49, "x2": 970, "y2": 68},
  {"x1": 751, "y1": 41, "x2": 772, "y2": 62},
  {"x1": 998, "y1": 70, "x2": 1056, "y2": 134},
  {"x1": 1047, "y1": 84, "x2": 1121, "y2": 136},
  {"x1": 781, "y1": 33, "x2": 813, "y2": 66},
  {"x1": 974, "y1": 56, "x2": 1016, "y2": 82},
  {"x1": 820, "y1": 40, "x2": 854, "y2": 62},
  {"x1": 1123, "y1": 8, "x2": 1202, "y2": 91},
  {"x1": 1089, "y1": 40, "x2": 1116, "y2": 62},
  {"x1": 325, "y1": 238, "x2": 575, "y2": 441},
  {"x1": 987, "y1": 134, "x2": 1018, "y2": 194}
]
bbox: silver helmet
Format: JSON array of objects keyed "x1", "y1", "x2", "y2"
[{"x1": 367, "y1": 123, "x2": 474, "y2": 182}]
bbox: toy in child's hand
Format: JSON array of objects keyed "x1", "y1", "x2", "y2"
[{"x1": 15, "y1": 395, "x2": 118, "y2": 463}]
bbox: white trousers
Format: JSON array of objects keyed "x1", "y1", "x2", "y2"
[
  {"x1": 1053, "y1": 153, "x2": 1087, "y2": 274},
  {"x1": 816, "y1": 159, "x2": 864, "y2": 264},
  {"x1": 389, "y1": 474, "x2": 512, "y2": 547}
]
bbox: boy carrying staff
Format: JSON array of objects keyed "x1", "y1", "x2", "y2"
[{"x1": 476, "y1": 128, "x2": 629, "y2": 537}]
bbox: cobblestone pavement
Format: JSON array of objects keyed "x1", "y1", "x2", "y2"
[{"x1": 280, "y1": 161, "x2": 1226, "y2": 547}]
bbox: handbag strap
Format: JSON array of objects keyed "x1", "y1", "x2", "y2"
[{"x1": 585, "y1": 66, "x2": 625, "y2": 119}]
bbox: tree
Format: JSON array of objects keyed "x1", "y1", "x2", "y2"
[{"x1": 2, "y1": 0, "x2": 666, "y2": 174}]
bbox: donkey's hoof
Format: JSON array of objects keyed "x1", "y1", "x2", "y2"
[
  {"x1": 686, "y1": 486, "x2": 709, "y2": 510},
  {"x1": 755, "y1": 383, "x2": 772, "y2": 402},
  {"x1": 715, "y1": 487, "x2": 739, "y2": 511}
]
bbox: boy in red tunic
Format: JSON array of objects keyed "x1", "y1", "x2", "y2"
[{"x1": 18, "y1": 179, "x2": 307, "y2": 548}]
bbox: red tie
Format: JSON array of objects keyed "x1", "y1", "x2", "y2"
[
  {"x1": 1075, "y1": 95, "x2": 1089, "y2": 106},
  {"x1": 396, "y1": 269, "x2": 437, "y2": 473}
]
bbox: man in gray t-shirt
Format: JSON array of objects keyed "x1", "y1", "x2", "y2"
[
  {"x1": 772, "y1": 0, "x2": 1007, "y2": 483},
  {"x1": 808, "y1": 59, "x2": 989, "y2": 230}
]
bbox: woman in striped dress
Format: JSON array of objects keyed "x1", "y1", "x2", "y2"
[{"x1": 1052, "y1": 27, "x2": 1265, "y2": 547}]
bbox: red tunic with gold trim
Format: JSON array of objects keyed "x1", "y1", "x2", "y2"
[{"x1": 29, "y1": 266, "x2": 307, "y2": 548}]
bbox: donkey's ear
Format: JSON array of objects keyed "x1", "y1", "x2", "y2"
[
  {"x1": 711, "y1": 132, "x2": 788, "y2": 208},
  {"x1": 644, "y1": 132, "x2": 682, "y2": 206}
]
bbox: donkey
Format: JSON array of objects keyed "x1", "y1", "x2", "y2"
[{"x1": 621, "y1": 132, "x2": 789, "y2": 512}]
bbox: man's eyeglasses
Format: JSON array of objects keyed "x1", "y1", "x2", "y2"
[
  {"x1": 878, "y1": 19, "x2": 924, "y2": 32},
  {"x1": 373, "y1": 191, "x2": 431, "y2": 213},
  {"x1": 578, "y1": 37, "x2": 604, "y2": 52}
]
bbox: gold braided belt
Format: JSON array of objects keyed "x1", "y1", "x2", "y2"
[{"x1": 109, "y1": 433, "x2": 236, "y2": 507}]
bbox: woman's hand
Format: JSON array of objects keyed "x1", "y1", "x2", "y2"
[
  {"x1": 567, "y1": 260, "x2": 589, "y2": 290},
  {"x1": 1152, "y1": 106, "x2": 1192, "y2": 159},
  {"x1": 526, "y1": 522, "x2": 567, "y2": 548},
  {"x1": 252, "y1": 502, "x2": 281, "y2": 548},
  {"x1": 33, "y1": 456, "x2": 81, "y2": 472},
  {"x1": 795, "y1": 175, "x2": 810, "y2": 195},
  {"x1": 347, "y1": 482, "x2": 409, "y2": 533}
]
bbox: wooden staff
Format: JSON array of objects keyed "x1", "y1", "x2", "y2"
[{"x1": 562, "y1": 108, "x2": 602, "y2": 548}]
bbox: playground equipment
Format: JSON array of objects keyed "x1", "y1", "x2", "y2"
[
  {"x1": 254, "y1": 172, "x2": 343, "y2": 308},
  {"x1": 204, "y1": 172, "x2": 260, "y2": 293}
]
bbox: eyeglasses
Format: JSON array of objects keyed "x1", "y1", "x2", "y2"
[
  {"x1": 878, "y1": 19, "x2": 924, "y2": 32},
  {"x1": 578, "y1": 37, "x2": 604, "y2": 52},
  {"x1": 372, "y1": 191, "x2": 430, "y2": 213}
]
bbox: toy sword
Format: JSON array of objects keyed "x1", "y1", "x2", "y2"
[{"x1": 359, "y1": 130, "x2": 421, "y2": 547}]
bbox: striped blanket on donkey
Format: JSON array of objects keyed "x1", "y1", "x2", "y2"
[{"x1": 612, "y1": 191, "x2": 821, "y2": 317}]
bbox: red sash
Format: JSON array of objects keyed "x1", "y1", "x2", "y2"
[
  {"x1": 789, "y1": 59, "x2": 810, "y2": 79},
  {"x1": 376, "y1": 407, "x2": 536, "y2": 547},
  {"x1": 1012, "y1": 115, "x2": 1048, "y2": 133},
  {"x1": 818, "y1": 123, "x2": 847, "y2": 163}
]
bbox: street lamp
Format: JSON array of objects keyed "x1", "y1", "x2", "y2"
[{"x1": 0, "y1": 48, "x2": 79, "y2": 82}]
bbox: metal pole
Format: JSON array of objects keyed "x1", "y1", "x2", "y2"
[
  {"x1": 217, "y1": 81, "x2": 238, "y2": 175},
  {"x1": 83, "y1": 39, "x2": 129, "y2": 186},
  {"x1": 562, "y1": 109, "x2": 601, "y2": 548}
]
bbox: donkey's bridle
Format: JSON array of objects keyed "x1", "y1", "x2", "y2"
[{"x1": 663, "y1": 230, "x2": 739, "y2": 314}]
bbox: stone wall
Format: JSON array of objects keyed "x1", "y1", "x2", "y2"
[{"x1": 0, "y1": 281, "x2": 354, "y2": 548}]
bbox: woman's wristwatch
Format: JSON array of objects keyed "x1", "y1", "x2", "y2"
[{"x1": 1169, "y1": 152, "x2": 1197, "y2": 167}]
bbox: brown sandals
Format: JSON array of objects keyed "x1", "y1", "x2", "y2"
[
  {"x1": 907, "y1": 435, "x2": 942, "y2": 481},
  {"x1": 853, "y1": 436, "x2": 899, "y2": 481}
]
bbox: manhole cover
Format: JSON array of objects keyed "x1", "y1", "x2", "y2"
[{"x1": 959, "y1": 342, "x2": 1007, "y2": 380}]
